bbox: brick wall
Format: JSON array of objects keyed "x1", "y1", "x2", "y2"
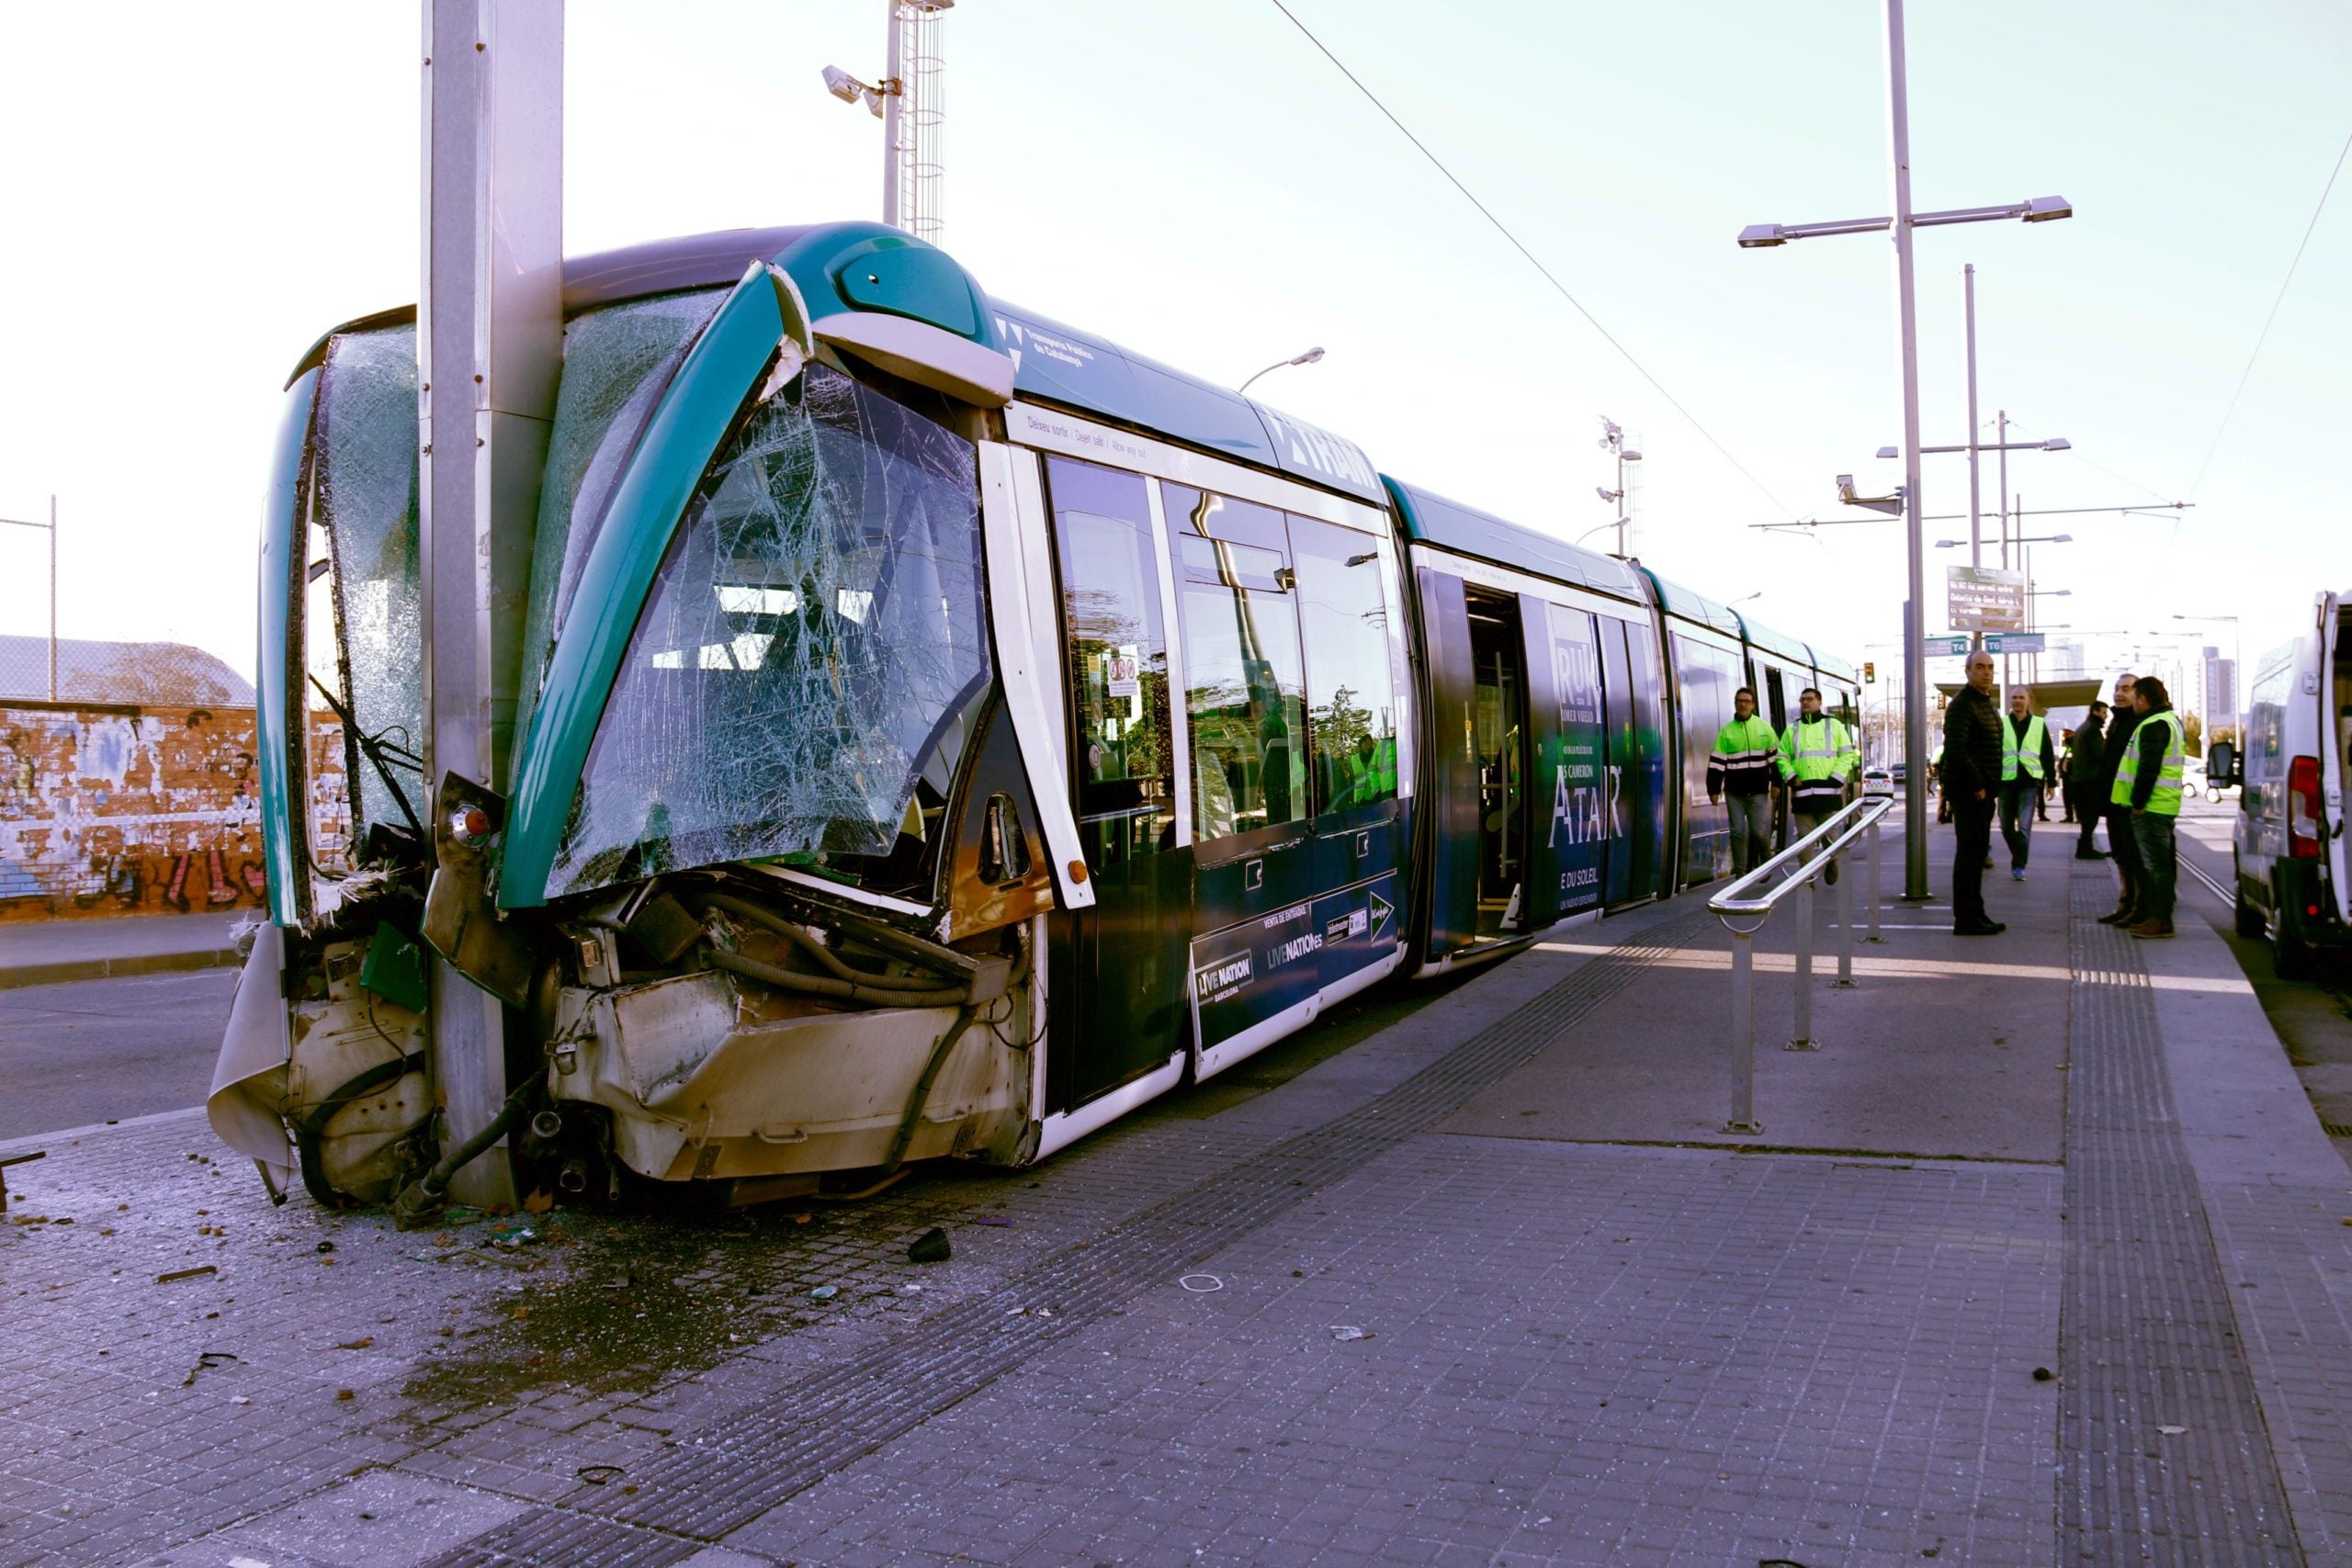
[{"x1": 0, "y1": 703, "x2": 348, "y2": 921}]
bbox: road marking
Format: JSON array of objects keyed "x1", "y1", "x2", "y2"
[{"x1": 0, "y1": 1104, "x2": 205, "y2": 1156}]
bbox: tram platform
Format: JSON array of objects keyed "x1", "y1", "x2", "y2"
[{"x1": 4, "y1": 817, "x2": 2350, "y2": 1566}]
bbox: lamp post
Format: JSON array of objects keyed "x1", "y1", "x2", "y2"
[
  {"x1": 1238, "y1": 345, "x2": 1326, "y2": 395},
  {"x1": 823, "y1": 1, "x2": 956, "y2": 233},
  {"x1": 1739, "y1": 0, "x2": 2071, "y2": 899},
  {"x1": 1597, "y1": 418, "x2": 1644, "y2": 558},
  {"x1": 0, "y1": 497, "x2": 55, "y2": 701}
]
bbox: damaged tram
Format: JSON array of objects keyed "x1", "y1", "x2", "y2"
[{"x1": 209, "y1": 222, "x2": 1860, "y2": 1215}]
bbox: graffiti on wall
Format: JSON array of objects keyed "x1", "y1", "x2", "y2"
[{"x1": 0, "y1": 704, "x2": 348, "y2": 921}]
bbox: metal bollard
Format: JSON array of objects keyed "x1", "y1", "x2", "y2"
[
  {"x1": 1866, "y1": 818, "x2": 1884, "y2": 943},
  {"x1": 1788, "y1": 875, "x2": 1819, "y2": 1050},
  {"x1": 1835, "y1": 844, "x2": 1857, "y2": 987},
  {"x1": 1726, "y1": 926, "x2": 1760, "y2": 1133}
]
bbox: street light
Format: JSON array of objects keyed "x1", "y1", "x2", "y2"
[
  {"x1": 1738, "y1": 0, "x2": 2071, "y2": 901},
  {"x1": 1935, "y1": 533, "x2": 2071, "y2": 547},
  {"x1": 1878, "y1": 438, "x2": 2069, "y2": 457},
  {"x1": 1238, "y1": 346, "x2": 1325, "y2": 395},
  {"x1": 1598, "y1": 418, "x2": 1643, "y2": 558}
]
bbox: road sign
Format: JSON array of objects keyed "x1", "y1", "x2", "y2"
[
  {"x1": 1947, "y1": 565, "x2": 2025, "y2": 633},
  {"x1": 1984, "y1": 632, "x2": 2045, "y2": 654},
  {"x1": 1919, "y1": 635, "x2": 1969, "y2": 658}
]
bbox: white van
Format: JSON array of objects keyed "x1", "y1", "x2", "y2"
[{"x1": 2210, "y1": 592, "x2": 2349, "y2": 976}]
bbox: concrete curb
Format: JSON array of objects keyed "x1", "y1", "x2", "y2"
[{"x1": 0, "y1": 944, "x2": 243, "y2": 990}]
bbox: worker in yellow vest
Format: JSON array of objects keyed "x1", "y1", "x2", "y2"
[
  {"x1": 1778, "y1": 686, "x2": 1860, "y2": 884},
  {"x1": 1998, "y1": 688, "x2": 2056, "y2": 881},
  {"x1": 1707, "y1": 686, "x2": 1779, "y2": 875},
  {"x1": 2114, "y1": 673, "x2": 2186, "y2": 939}
]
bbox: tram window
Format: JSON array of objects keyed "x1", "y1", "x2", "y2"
[
  {"x1": 1168, "y1": 484, "x2": 1309, "y2": 842},
  {"x1": 1046, "y1": 457, "x2": 1173, "y2": 862},
  {"x1": 1289, "y1": 513, "x2": 1398, "y2": 818}
]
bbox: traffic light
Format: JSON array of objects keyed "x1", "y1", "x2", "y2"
[{"x1": 1864, "y1": 660, "x2": 1876, "y2": 683}]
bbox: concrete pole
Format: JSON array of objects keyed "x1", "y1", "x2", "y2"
[
  {"x1": 1998, "y1": 415, "x2": 2012, "y2": 694},
  {"x1": 882, "y1": 0, "x2": 905, "y2": 229},
  {"x1": 1886, "y1": 0, "x2": 1930, "y2": 901},
  {"x1": 420, "y1": 0, "x2": 564, "y2": 1210},
  {"x1": 1964, "y1": 266, "x2": 1982, "y2": 574}
]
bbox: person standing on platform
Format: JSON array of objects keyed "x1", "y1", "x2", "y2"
[
  {"x1": 1998, "y1": 687, "x2": 2055, "y2": 881},
  {"x1": 2120, "y1": 675, "x2": 2185, "y2": 939},
  {"x1": 2070, "y1": 702, "x2": 2109, "y2": 860},
  {"x1": 1707, "y1": 686, "x2": 1779, "y2": 876},
  {"x1": 1943, "y1": 649, "x2": 2007, "y2": 935},
  {"x1": 1778, "y1": 686, "x2": 1860, "y2": 883},
  {"x1": 2059, "y1": 730, "x2": 2076, "y2": 823},
  {"x1": 2097, "y1": 676, "x2": 2146, "y2": 926}
]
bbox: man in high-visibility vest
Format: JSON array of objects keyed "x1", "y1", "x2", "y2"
[
  {"x1": 2116, "y1": 673, "x2": 2186, "y2": 939},
  {"x1": 1778, "y1": 686, "x2": 1860, "y2": 884},
  {"x1": 1997, "y1": 687, "x2": 2056, "y2": 882},
  {"x1": 1707, "y1": 685, "x2": 1779, "y2": 875}
]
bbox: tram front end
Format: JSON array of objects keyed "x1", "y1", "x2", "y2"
[{"x1": 209, "y1": 225, "x2": 1062, "y2": 1213}]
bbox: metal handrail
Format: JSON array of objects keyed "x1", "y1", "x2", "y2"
[{"x1": 1703, "y1": 793, "x2": 1895, "y2": 1134}]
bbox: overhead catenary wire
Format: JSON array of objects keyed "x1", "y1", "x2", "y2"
[
  {"x1": 2188, "y1": 127, "x2": 2352, "y2": 499},
  {"x1": 1263, "y1": 0, "x2": 1798, "y2": 522}
]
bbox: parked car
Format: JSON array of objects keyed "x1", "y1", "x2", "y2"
[
  {"x1": 1861, "y1": 766, "x2": 1894, "y2": 798},
  {"x1": 2210, "y1": 591, "x2": 2349, "y2": 977}
]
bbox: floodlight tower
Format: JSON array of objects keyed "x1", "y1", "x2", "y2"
[
  {"x1": 824, "y1": 1, "x2": 955, "y2": 239},
  {"x1": 1597, "y1": 417, "x2": 1643, "y2": 558}
]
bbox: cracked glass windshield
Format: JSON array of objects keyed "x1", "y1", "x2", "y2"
[{"x1": 546, "y1": 361, "x2": 991, "y2": 900}]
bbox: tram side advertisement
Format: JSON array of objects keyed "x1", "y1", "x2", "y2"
[
  {"x1": 1190, "y1": 872, "x2": 1400, "y2": 1048},
  {"x1": 1546, "y1": 604, "x2": 1615, "y2": 916}
]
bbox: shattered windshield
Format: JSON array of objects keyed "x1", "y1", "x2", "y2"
[
  {"x1": 546, "y1": 361, "x2": 992, "y2": 900},
  {"x1": 514, "y1": 288, "x2": 726, "y2": 764},
  {"x1": 314, "y1": 324, "x2": 424, "y2": 840}
]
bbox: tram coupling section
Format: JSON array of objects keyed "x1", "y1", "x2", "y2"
[{"x1": 1706, "y1": 795, "x2": 1894, "y2": 1134}]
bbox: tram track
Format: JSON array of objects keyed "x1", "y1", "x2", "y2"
[{"x1": 422, "y1": 911, "x2": 1707, "y2": 1563}]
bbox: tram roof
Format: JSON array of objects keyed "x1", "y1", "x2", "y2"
[
  {"x1": 1809, "y1": 647, "x2": 1859, "y2": 684},
  {"x1": 1636, "y1": 566, "x2": 1747, "y2": 639},
  {"x1": 282, "y1": 222, "x2": 1387, "y2": 506},
  {"x1": 1737, "y1": 612, "x2": 1815, "y2": 669},
  {"x1": 1382, "y1": 480, "x2": 1646, "y2": 604}
]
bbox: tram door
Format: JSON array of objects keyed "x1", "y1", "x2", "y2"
[
  {"x1": 1465, "y1": 588, "x2": 1528, "y2": 936},
  {"x1": 1044, "y1": 458, "x2": 1187, "y2": 1111}
]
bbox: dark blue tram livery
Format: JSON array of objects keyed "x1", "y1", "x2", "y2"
[{"x1": 210, "y1": 224, "x2": 1860, "y2": 1209}]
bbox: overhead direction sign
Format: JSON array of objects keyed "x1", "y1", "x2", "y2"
[
  {"x1": 1947, "y1": 565, "x2": 2026, "y2": 633},
  {"x1": 1985, "y1": 632, "x2": 2045, "y2": 654},
  {"x1": 1920, "y1": 635, "x2": 1969, "y2": 658}
]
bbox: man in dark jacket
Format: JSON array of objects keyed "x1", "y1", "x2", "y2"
[
  {"x1": 1942, "y1": 649, "x2": 2007, "y2": 934},
  {"x1": 2095, "y1": 675, "x2": 2146, "y2": 924},
  {"x1": 2070, "y1": 703, "x2": 2109, "y2": 859}
]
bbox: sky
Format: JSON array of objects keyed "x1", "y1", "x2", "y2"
[{"x1": 0, "y1": 1, "x2": 2345, "y2": 716}]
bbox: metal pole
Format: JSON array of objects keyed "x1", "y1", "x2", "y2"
[
  {"x1": 1867, "y1": 818, "x2": 1884, "y2": 942},
  {"x1": 882, "y1": 0, "x2": 905, "y2": 230},
  {"x1": 1835, "y1": 843, "x2": 1857, "y2": 987},
  {"x1": 1998, "y1": 415, "x2": 2012, "y2": 694},
  {"x1": 421, "y1": 0, "x2": 564, "y2": 1211},
  {"x1": 46, "y1": 494, "x2": 58, "y2": 702},
  {"x1": 1790, "y1": 875, "x2": 1819, "y2": 1049},
  {"x1": 1728, "y1": 928, "x2": 1759, "y2": 1133},
  {"x1": 1965, "y1": 267, "x2": 1982, "y2": 573},
  {"x1": 1615, "y1": 446, "x2": 1626, "y2": 559},
  {"x1": 1887, "y1": 0, "x2": 1930, "y2": 902}
]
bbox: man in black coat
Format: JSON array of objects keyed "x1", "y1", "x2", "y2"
[
  {"x1": 2070, "y1": 703, "x2": 2109, "y2": 859},
  {"x1": 2095, "y1": 675, "x2": 2146, "y2": 923},
  {"x1": 1942, "y1": 649, "x2": 2007, "y2": 934}
]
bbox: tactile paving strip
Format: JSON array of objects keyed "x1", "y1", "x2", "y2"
[
  {"x1": 421, "y1": 915, "x2": 1706, "y2": 1562},
  {"x1": 2063, "y1": 868, "x2": 2302, "y2": 1564}
]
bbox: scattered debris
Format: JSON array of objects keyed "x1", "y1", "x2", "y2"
[
  {"x1": 180, "y1": 1351, "x2": 239, "y2": 1387},
  {"x1": 2159, "y1": 1425, "x2": 2188, "y2": 1436},
  {"x1": 231, "y1": 1395, "x2": 251, "y2": 1405},
  {"x1": 973, "y1": 1216, "x2": 1012, "y2": 1227},
  {"x1": 335, "y1": 1389, "x2": 355, "y2": 1401},
  {"x1": 908, "y1": 1227, "x2": 951, "y2": 1264},
  {"x1": 156, "y1": 1266, "x2": 218, "y2": 1284},
  {"x1": 314, "y1": 1241, "x2": 335, "y2": 1254},
  {"x1": 1179, "y1": 1274, "x2": 1225, "y2": 1293},
  {"x1": 1329, "y1": 1325, "x2": 1371, "y2": 1342},
  {"x1": 2032, "y1": 1367, "x2": 2055, "y2": 1382},
  {"x1": 809, "y1": 1284, "x2": 839, "y2": 1302},
  {"x1": 0, "y1": 1149, "x2": 45, "y2": 1213},
  {"x1": 577, "y1": 1465, "x2": 626, "y2": 1486},
  {"x1": 335, "y1": 1337, "x2": 375, "y2": 1351}
]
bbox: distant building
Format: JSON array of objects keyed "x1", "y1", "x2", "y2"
[
  {"x1": 0, "y1": 636, "x2": 254, "y2": 706},
  {"x1": 2201, "y1": 646, "x2": 2237, "y2": 724}
]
